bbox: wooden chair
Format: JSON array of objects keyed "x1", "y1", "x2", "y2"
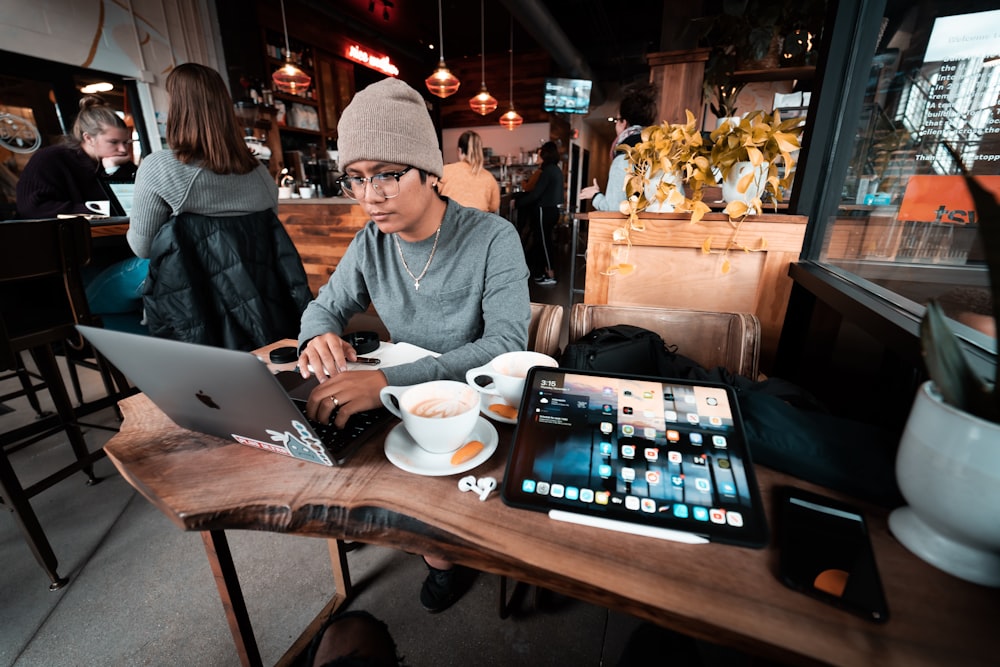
[
  {"x1": 0, "y1": 216, "x2": 129, "y2": 589},
  {"x1": 569, "y1": 303, "x2": 761, "y2": 379},
  {"x1": 527, "y1": 302, "x2": 563, "y2": 357}
]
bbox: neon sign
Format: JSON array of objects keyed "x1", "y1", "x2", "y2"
[{"x1": 347, "y1": 44, "x2": 399, "y2": 77}]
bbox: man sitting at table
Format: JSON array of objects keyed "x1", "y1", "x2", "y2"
[{"x1": 295, "y1": 77, "x2": 531, "y2": 613}]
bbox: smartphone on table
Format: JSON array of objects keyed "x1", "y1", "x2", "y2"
[{"x1": 776, "y1": 486, "x2": 889, "y2": 623}]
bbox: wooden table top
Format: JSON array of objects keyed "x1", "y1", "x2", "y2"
[
  {"x1": 102, "y1": 359, "x2": 998, "y2": 667},
  {"x1": 88, "y1": 216, "x2": 129, "y2": 238}
]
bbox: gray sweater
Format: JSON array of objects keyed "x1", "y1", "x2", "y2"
[
  {"x1": 127, "y1": 149, "x2": 278, "y2": 258},
  {"x1": 298, "y1": 198, "x2": 531, "y2": 386}
]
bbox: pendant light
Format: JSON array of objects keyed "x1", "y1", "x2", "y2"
[
  {"x1": 499, "y1": 16, "x2": 523, "y2": 130},
  {"x1": 468, "y1": 0, "x2": 498, "y2": 115},
  {"x1": 272, "y1": 0, "x2": 312, "y2": 95},
  {"x1": 425, "y1": 0, "x2": 460, "y2": 98}
]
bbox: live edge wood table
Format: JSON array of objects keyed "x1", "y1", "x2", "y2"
[{"x1": 103, "y1": 349, "x2": 996, "y2": 667}]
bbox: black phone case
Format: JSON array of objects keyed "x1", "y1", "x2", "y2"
[{"x1": 776, "y1": 486, "x2": 889, "y2": 623}]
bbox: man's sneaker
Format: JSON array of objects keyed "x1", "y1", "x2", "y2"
[
  {"x1": 535, "y1": 275, "x2": 557, "y2": 286},
  {"x1": 420, "y1": 563, "x2": 472, "y2": 613}
]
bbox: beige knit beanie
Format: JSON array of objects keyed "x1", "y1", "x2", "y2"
[{"x1": 336, "y1": 78, "x2": 443, "y2": 177}]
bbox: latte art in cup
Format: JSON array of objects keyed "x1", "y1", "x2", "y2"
[
  {"x1": 379, "y1": 380, "x2": 480, "y2": 453},
  {"x1": 410, "y1": 395, "x2": 476, "y2": 419}
]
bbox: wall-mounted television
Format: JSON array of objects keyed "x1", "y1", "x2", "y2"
[{"x1": 543, "y1": 77, "x2": 593, "y2": 114}]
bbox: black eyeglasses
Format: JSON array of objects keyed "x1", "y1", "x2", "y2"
[{"x1": 338, "y1": 166, "x2": 414, "y2": 199}]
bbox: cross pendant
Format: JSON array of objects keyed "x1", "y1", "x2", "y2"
[{"x1": 414, "y1": 280, "x2": 420, "y2": 290}]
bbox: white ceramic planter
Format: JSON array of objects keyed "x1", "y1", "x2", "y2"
[
  {"x1": 889, "y1": 381, "x2": 1000, "y2": 587},
  {"x1": 721, "y1": 160, "x2": 769, "y2": 209}
]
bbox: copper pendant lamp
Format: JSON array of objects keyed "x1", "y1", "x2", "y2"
[
  {"x1": 425, "y1": 0, "x2": 460, "y2": 98},
  {"x1": 468, "y1": 0, "x2": 498, "y2": 115},
  {"x1": 499, "y1": 16, "x2": 523, "y2": 130},
  {"x1": 271, "y1": 0, "x2": 312, "y2": 95}
]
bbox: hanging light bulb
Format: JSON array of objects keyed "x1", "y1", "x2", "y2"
[
  {"x1": 468, "y1": 0, "x2": 497, "y2": 115},
  {"x1": 272, "y1": 0, "x2": 312, "y2": 95},
  {"x1": 425, "y1": 0, "x2": 460, "y2": 98},
  {"x1": 499, "y1": 16, "x2": 522, "y2": 130}
]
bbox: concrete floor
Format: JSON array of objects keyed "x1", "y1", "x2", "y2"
[{"x1": 1, "y1": 231, "x2": 660, "y2": 667}]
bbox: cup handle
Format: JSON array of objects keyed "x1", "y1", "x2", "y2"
[
  {"x1": 465, "y1": 367, "x2": 501, "y2": 397},
  {"x1": 379, "y1": 386, "x2": 405, "y2": 419}
]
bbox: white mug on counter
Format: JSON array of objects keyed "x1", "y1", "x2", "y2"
[
  {"x1": 299, "y1": 185, "x2": 315, "y2": 199},
  {"x1": 85, "y1": 200, "x2": 111, "y2": 216}
]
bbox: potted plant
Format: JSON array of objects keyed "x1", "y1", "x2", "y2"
[
  {"x1": 709, "y1": 110, "x2": 805, "y2": 217},
  {"x1": 890, "y1": 171, "x2": 1000, "y2": 587},
  {"x1": 605, "y1": 108, "x2": 805, "y2": 275},
  {"x1": 600, "y1": 111, "x2": 714, "y2": 275},
  {"x1": 690, "y1": 0, "x2": 827, "y2": 123}
]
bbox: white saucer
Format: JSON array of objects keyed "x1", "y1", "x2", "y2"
[
  {"x1": 384, "y1": 417, "x2": 499, "y2": 476},
  {"x1": 479, "y1": 393, "x2": 518, "y2": 424}
]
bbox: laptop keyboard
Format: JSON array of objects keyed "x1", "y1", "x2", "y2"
[{"x1": 303, "y1": 406, "x2": 395, "y2": 465}]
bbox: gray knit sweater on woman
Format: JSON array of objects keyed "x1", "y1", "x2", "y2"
[
  {"x1": 126, "y1": 149, "x2": 277, "y2": 258},
  {"x1": 298, "y1": 198, "x2": 531, "y2": 386}
]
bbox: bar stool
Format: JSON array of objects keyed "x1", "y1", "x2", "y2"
[{"x1": 0, "y1": 216, "x2": 126, "y2": 589}]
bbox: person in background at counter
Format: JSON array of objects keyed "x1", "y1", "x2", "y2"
[
  {"x1": 296, "y1": 78, "x2": 529, "y2": 614},
  {"x1": 579, "y1": 82, "x2": 664, "y2": 212},
  {"x1": 511, "y1": 141, "x2": 563, "y2": 286},
  {"x1": 15, "y1": 95, "x2": 133, "y2": 218},
  {"x1": 438, "y1": 130, "x2": 500, "y2": 213},
  {"x1": 126, "y1": 63, "x2": 277, "y2": 258}
]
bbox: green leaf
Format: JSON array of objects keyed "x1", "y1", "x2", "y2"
[{"x1": 921, "y1": 300, "x2": 996, "y2": 421}]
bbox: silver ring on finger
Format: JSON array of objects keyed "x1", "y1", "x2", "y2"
[{"x1": 329, "y1": 395, "x2": 340, "y2": 409}]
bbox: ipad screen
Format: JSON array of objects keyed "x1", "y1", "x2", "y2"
[{"x1": 501, "y1": 367, "x2": 768, "y2": 547}]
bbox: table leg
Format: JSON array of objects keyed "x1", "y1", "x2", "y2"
[
  {"x1": 201, "y1": 530, "x2": 262, "y2": 667},
  {"x1": 274, "y1": 539, "x2": 353, "y2": 667}
]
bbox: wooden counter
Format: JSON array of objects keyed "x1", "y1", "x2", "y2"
[
  {"x1": 277, "y1": 197, "x2": 367, "y2": 295},
  {"x1": 582, "y1": 211, "x2": 808, "y2": 373}
]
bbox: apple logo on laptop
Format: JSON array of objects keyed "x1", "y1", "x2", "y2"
[{"x1": 196, "y1": 390, "x2": 221, "y2": 410}]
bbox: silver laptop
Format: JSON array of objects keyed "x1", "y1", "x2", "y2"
[{"x1": 78, "y1": 325, "x2": 392, "y2": 466}]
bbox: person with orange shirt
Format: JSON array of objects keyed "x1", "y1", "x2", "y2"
[{"x1": 438, "y1": 130, "x2": 500, "y2": 213}]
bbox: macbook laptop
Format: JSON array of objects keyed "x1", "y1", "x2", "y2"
[
  {"x1": 502, "y1": 366, "x2": 769, "y2": 547},
  {"x1": 77, "y1": 325, "x2": 393, "y2": 466}
]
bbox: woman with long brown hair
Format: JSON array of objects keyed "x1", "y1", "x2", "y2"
[
  {"x1": 127, "y1": 62, "x2": 276, "y2": 257},
  {"x1": 127, "y1": 63, "x2": 309, "y2": 350}
]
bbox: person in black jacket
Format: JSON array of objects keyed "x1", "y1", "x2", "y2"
[
  {"x1": 15, "y1": 95, "x2": 134, "y2": 218},
  {"x1": 512, "y1": 141, "x2": 563, "y2": 285}
]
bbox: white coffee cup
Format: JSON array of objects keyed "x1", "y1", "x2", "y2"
[
  {"x1": 466, "y1": 351, "x2": 558, "y2": 408},
  {"x1": 278, "y1": 186, "x2": 293, "y2": 199},
  {"x1": 299, "y1": 185, "x2": 315, "y2": 199},
  {"x1": 379, "y1": 380, "x2": 479, "y2": 454},
  {"x1": 85, "y1": 200, "x2": 111, "y2": 216}
]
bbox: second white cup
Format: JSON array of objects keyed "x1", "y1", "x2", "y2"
[
  {"x1": 466, "y1": 350, "x2": 558, "y2": 407},
  {"x1": 379, "y1": 380, "x2": 479, "y2": 454}
]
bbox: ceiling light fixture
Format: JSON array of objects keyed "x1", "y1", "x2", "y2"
[
  {"x1": 468, "y1": 0, "x2": 498, "y2": 115},
  {"x1": 425, "y1": 0, "x2": 460, "y2": 98},
  {"x1": 271, "y1": 0, "x2": 312, "y2": 96},
  {"x1": 499, "y1": 15, "x2": 523, "y2": 131},
  {"x1": 80, "y1": 82, "x2": 114, "y2": 94}
]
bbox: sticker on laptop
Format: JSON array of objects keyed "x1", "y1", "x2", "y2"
[{"x1": 231, "y1": 420, "x2": 333, "y2": 466}]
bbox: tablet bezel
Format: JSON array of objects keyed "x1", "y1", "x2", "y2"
[{"x1": 501, "y1": 366, "x2": 769, "y2": 548}]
